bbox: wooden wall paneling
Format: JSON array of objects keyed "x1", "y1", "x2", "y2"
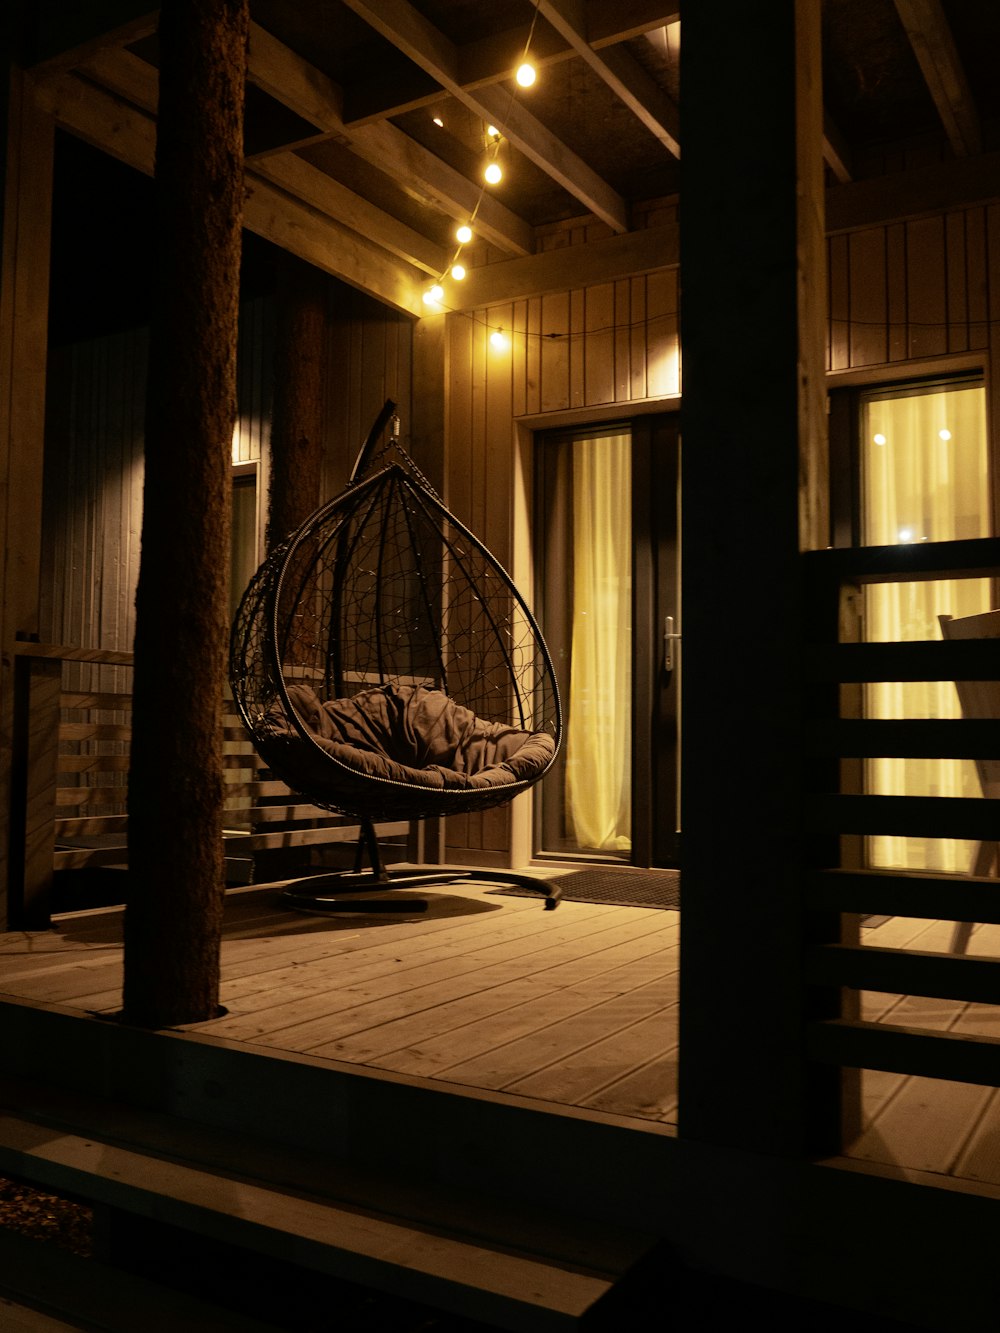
[
  {"x1": 645, "y1": 270, "x2": 678, "y2": 398},
  {"x1": 614, "y1": 279, "x2": 631, "y2": 403},
  {"x1": 885, "y1": 223, "x2": 909, "y2": 363},
  {"x1": 511, "y1": 299, "x2": 528, "y2": 419},
  {"x1": 965, "y1": 207, "x2": 989, "y2": 349},
  {"x1": 906, "y1": 215, "x2": 949, "y2": 359},
  {"x1": 524, "y1": 297, "x2": 542, "y2": 418},
  {"x1": 568, "y1": 288, "x2": 585, "y2": 408},
  {"x1": 945, "y1": 210, "x2": 970, "y2": 354},
  {"x1": 828, "y1": 233, "x2": 850, "y2": 370},
  {"x1": 446, "y1": 311, "x2": 474, "y2": 519},
  {"x1": 848, "y1": 229, "x2": 888, "y2": 366},
  {"x1": 539, "y1": 292, "x2": 570, "y2": 413},
  {"x1": 630, "y1": 276, "x2": 648, "y2": 401},
  {"x1": 484, "y1": 302, "x2": 514, "y2": 565},
  {"x1": 583, "y1": 282, "x2": 614, "y2": 406}
]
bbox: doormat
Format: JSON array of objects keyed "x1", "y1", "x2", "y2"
[{"x1": 487, "y1": 866, "x2": 680, "y2": 910}]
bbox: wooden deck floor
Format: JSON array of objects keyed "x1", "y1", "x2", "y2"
[
  {"x1": 4, "y1": 883, "x2": 1000, "y2": 1190},
  {"x1": 0, "y1": 877, "x2": 680, "y2": 1126}
]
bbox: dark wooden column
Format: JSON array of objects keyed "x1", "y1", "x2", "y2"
[
  {"x1": 0, "y1": 68, "x2": 53, "y2": 927},
  {"x1": 123, "y1": 0, "x2": 248, "y2": 1027},
  {"x1": 678, "y1": 1, "x2": 836, "y2": 1154},
  {"x1": 266, "y1": 252, "x2": 326, "y2": 551}
]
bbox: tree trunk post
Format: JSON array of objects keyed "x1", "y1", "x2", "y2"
[
  {"x1": 266, "y1": 252, "x2": 326, "y2": 551},
  {"x1": 123, "y1": 0, "x2": 248, "y2": 1027}
]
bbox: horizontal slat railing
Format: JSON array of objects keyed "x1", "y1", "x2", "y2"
[
  {"x1": 800, "y1": 538, "x2": 1000, "y2": 1093},
  {"x1": 10, "y1": 643, "x2": 411, "y2": 928},
  {"x1": 806, "y1": 868, "x2": 1000, "y2": 925}
]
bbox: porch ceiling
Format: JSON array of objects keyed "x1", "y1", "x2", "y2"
[{"x1": 23, "y1": 0, "x2": 1000, "y2": 314}]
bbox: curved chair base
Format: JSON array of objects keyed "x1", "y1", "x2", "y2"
[{"x1": 282, "y1": 866, "x2": 560, "y2": 913}]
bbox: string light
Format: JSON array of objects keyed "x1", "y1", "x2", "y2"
[
  {"x1": 490, "y1": 328, "x2": 508, "y2": 351},
  {"x1": 418, "y1": 2, "x2": 541, "y2": 317}
]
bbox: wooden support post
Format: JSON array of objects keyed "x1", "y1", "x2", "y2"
[
  {"x1": 678, "y1": 1, "x2": 842, "y2": 1155},
  {"x1": 8, "y1": 651, "x2": 61, "y2": 929},
  {"x1": 0, "y1": 70, "x2": 54, "y2": 928}
]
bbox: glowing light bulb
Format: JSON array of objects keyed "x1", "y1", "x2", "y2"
[
  {"x1": 487, "y1": 125, "x2": 501, "y2": 140},
  {"x1": 939, "y1": 428, "x2": 952, "y2": 441},
  {"x1": 516, "y1": 61, "x2": 536, "y2": 87},
  {"x1": 898, "y1": 527, "x2": 913, "y2": 543},
  {"x1": 432, "y1": 115, "x2": 444, "y2": 127},
  {"x1": 490, "y1": 328, "x2": 508, "y2": 351},
  {"x1": 873, "y1": 432, "x2": 886, "y2": 446},
  {"x1": 451, "y1": 263, "x2": 466, "y2": 281},
  {"x1": 456, "y1": 224, "x2": 473, "y2": 244},
  {"x1": 484, "y1": 161, "x2": 503, "y2": 185},
  {"x1": 423, "y1": 283, "x2": 444, "y2": 305}
]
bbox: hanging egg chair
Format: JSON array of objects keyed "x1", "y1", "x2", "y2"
[{"x1": 229, "y1": 401, "x2": 562, "y2": 910}]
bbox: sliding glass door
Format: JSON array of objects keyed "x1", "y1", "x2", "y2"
[{"x1": 534, "y1": 416, "x2": 680, "y2": 866}]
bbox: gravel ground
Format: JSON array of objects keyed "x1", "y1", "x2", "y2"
[{"x1": 0, "y1": 1176, "x2": 92, "y2": 1256}]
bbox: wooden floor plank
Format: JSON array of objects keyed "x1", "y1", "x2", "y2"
[
  {"x1": 429, "y1": 975, "x2": 678, "y2": 1091},
  {"x1": 579, "y1": 1047, "x2": 679, "y2": 1120},
  {"x1": 506, "y1": 1003, "x2": 680, "y2": 1106},
  {"x1": 192, "y1": 906, "x2": 658, "y2": 1047},
  {"x1": 309, "y1": 948, "x2": 676, "y2": 1066}
]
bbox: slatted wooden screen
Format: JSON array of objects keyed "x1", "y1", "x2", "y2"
[{"x1": 802, "y1": 536, "x2": 1000, "y2": 1091}]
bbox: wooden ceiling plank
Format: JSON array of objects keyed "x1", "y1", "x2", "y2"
[
  {"x1": 28, "y1": 6, "x2": 158, "y2": 78},
  {"x1": 348, "y1": 2, "x2": 682, "y2": 123},
  {"x1": 892, "y1": 0, "x2": 982, "y2": 158},
  {"x1": 349, "y1": 120, "x2": 535, "y2": 255},
  {"x1": 246, "y1": 22, "x2": 533, "y2": 256},
  {"x1": 341, "y1": 0, "x2": 630, "y2": 234},
  {"x1": 32, "y1": 72, "x2": 425, "y2": 317},
  {"x1": 535, "y1": 0, "x2": 679, "y2": 158},
  {"x1": 251, "y1": 153, "x2": 450, "y2": 276}
]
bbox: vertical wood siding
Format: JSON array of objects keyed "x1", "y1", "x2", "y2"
[
  {"x1": 40, "y1": 285, "x2": 413, "y2": 659},
  {"x1": 827, "y1": 206, "x2": 996, "y2": 370}
]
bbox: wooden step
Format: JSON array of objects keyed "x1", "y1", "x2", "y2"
[
  {"x1": 0, "y1": 1077, "x2": 657, "y2": 1332},
  {"x1": 0, "y1": 1229, "x2": 276, "y2": 1332}
]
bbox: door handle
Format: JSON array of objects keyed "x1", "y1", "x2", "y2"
[{"x1": 664, "y1": 615, "x2": 682, "y2": 672}]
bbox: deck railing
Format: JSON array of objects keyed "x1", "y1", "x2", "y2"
[
  {"x1": 800, "y1": 536, "x2": 1000, "y2": 1097},
  {"x1": 9, "y1": 644, "x2": 409, "y2": 929}
]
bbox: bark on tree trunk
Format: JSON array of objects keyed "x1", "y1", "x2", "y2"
[
  {"x1": 266, "y1": 253, "x2": 326, "y2": 551},
  {"x1": 123, "y1": 0, "x2": 248, "y2": 1027}
]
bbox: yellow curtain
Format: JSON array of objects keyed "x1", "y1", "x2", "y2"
[
  {"x1": 862, "y1": 384, "x2": 989, "y2": 871},
  {"x1": 565, "y1": 433, "x2": 632, "y2": 852}
]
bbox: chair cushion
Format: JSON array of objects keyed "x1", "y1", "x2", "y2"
[{"x1": 284, "y1": 682, "x2": 555, "y2": 790}]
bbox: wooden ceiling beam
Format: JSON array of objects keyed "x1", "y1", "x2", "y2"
[
  {"x1": 823, "y1": 112, "x2": 854, "y2": 184},
  {"x1": 27, "y1": 5, "x2": 158, "y2": 77},
  {"x1": 447, "y1": 220, "x2": 678, "y2": 311},
  {"x1": 340, "y1": 0, "x2": 630, "y2": 234},
  {"x1": 893, "y1": 0, "x2": 982, "y2": 157},
  {"x1": 31, "y1": 72, "x2": 426, "y2": 316},
  {"x1": 246, "y1": 23, "x2": 534, "y2": 256},
  {"x1": 534, "y1": 0, "x2": 679, "y2": 158}
]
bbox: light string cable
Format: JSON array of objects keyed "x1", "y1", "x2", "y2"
[{"x1": 425, "y1": 0, "x2": 543, "y2": 306}]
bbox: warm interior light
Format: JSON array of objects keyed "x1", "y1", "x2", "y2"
[
  {"x1": 939, "y1": 428, "x2": 952, "y2": 440},
  {"x1": 484, "y1": 161, "x2": 502, "y2": 184},
  {"x1": 456, "y1": 224, "x2": 473, "y2": 244},
  {"x1": 451, "y1": 263, "x2": 466, "y2": 281},
  {"x1": 898, "y1": 527, "x2": 914, "y2": 543},
  {"x1": 516, "y1": 62, "x2": 536, "y2": 87},
  {"x1": 487, "y1": 125, "x2": 501, "y2": 140},
  {"x1": 432, "y1": 115, "x2": 444, "y2": 127},
  {"x1": 424, "y1": 283, "x2": 444, "y2": 305},
  {"x1": 490, "y1": 328, "x2": 508, "y2": 350},
  {"x1": 873, "y1": 432, "x2": 886, "y2": 445}
]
